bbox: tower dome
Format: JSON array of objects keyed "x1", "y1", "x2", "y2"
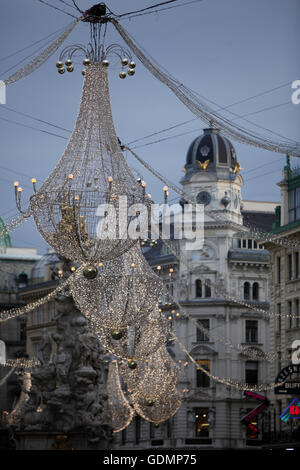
[{"x1": 184, "y1": 128, "x2": 238, "y2": 176}]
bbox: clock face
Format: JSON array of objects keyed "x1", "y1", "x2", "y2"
[{"x1": 197, "y1": 191, "x2": 211, "y2": 206}]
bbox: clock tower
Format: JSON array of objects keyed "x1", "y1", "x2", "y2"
[{"x1": 181, "y1": 128, "x2": 243, "y2": 225}]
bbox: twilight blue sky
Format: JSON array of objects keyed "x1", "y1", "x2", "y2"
[{"x1": 0, "y1": 0, "x2": 299, "y2": 253}]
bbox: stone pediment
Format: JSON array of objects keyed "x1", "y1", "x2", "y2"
[
  {"x1": 190, "y1": 264, "x2": 217, "y2": 275},
  {"x1": 190, "y1": 344, "x2": 218, "y2": 356}
]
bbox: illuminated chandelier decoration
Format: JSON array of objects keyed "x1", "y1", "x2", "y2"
[
  {"x1": 88, "y1": 307, "x2": 170, "y2": 361},
  {"x1": 125, "y1": 346, "x2": 182, "y2": 424},
  {"x1": 56, "y1": 43, "x2": 136, "y2": 79},
  {"x1": 107, "y1": 353, "x2": 182, "y2": 429},
  {"x1": 106, "y1": 360, "x2": 135, "y2": 433},
  {"x1": 131, "y1": 388, "x2": 182, "y2": 425},
  {"x1": 70, "y1": 245, "x2": 163, "y2": 328},
  {"x1": 120, "y1": 346, "x2": 180, "y2": 397},
  {"x1": 15, "y1": 62, "x2": 148, "y2": 264}
]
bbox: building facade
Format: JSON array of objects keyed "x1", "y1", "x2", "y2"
[
  {"x1": 265, "y1": 158, "x2": 300, "y2": 447},
  {"x1": 114, "y1": 128, "x2": 277, "y2": 449},
  {"x1": 0, "y1": 222, "x2": 41, "y2": 413}
]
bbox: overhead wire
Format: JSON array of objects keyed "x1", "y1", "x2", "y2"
[
  {"x1": 0, "y1": 25, "x2": 70, "y2": 63},
  {"x1": 36, "y1": 0, "x2": 79, "y2": 19},
  {"x1": 0, "y1": 24, "x2": 75, "y2": 77},
  {"x1": 116, "y1": 0, "x2": 184, "y2": 18},
  {"x1": 1, "y1": 106, "x2": 72, "y2": 134},
  {"x1": 0, "y1": 117, "x2": 69, "y2": 141},
  {"x1": 118, "y1": 0, "x2": 206, "y2": 21}
]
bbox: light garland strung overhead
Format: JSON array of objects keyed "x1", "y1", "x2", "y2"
[
  {"x1": 0, "y1": 358, "x2": 40, "y2": 370},
  {"x1": 124, "y1": 146, "x2": 300, "y2": 250},
  {"x1": 0, "y1": 367, "x2": 17, "y2": 387},
  {"x1": 0, "y1": 273, "x2": 73, "y2": 323},
  {"x1": 157, "y1": 225, "x2": 300, "y2": 321},
  {"x1": 172, "y1": 333, "x2": 287, "y2": 392},
  {"x1": 0, "y1": 215, "x2": 26, "y2": 240},
  {"x1": 111, "y1": 19, "x2": 300, "y2": 157},
  {"x1": 3, "y1": 20, "x2": 80, "y2": 86}
]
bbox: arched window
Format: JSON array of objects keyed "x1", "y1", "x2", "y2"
[
  {"x1": 252, "y1": 282, "x2": 259, "y2": 301},
  {"x1": 204, "y1": 279, "x2": 211, "y2": 298},
  {"x1": 244, "y1": 282, "x2": 250, "y2": 300},
  {"x1": 195, "y1": 279, "x2": 202, "y2": 298}
]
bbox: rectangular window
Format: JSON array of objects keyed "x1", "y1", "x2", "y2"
[
  {"x1": 297, "y1": 187, "x2": 300, "y2": 220},
  {"x1": 248, "y1": 239, "x2": 253, "y2": 249},
  {"x1": 49, "y1": 302, "x2": 55, "y2": 321},
  {"x1": 33, "y1": 309, "x2": 37, "y2": 325},
  {"x1": 245, "y1": 361, "x2": 258, "y2": 385},
  {"x1": 245, "y1": 320, "x2": 258, "y2": 343},
  {"x1": 277, "y1": 303, "x2": 281, "y2": 333},
  {"x1": 288, "y1": 254, "x2": 292, "y2": 280},
  {"x1": 288, "y1": 189, "x2": 296, "y2": 223},
  {"x1": 196, "y1": 319, "x2": 209, "y2": 342},
  {"x1": 296, "y1": 299, "x2": 299, "y2": 328},
  {"x1": 39, "y1": 306, "x2": 43, "y2": 324},
  {"x1": 295, "y1": 252, "x2": 299, "y2": 279},
  {"x1": 20, "y1": 322, "x2": 26, "y2": 342},
  {"x1": 195, "y1": 408, "x2": 210, "y2": 438},
  {"x1": 34, "y1": 342, "x2": 40, "y2": 358},
  {"x1": 276, "y1": 257, "x2": 281, "y2": 284},
  {"x1": 288, "y1": 301, "x2": 293, "y2": 329},
  {"x1": 196, "y1": 360, "x2": 210, "y2": 388},
  {"x1": 242, "y1": 239, "x2": 247, "y2": 249}
]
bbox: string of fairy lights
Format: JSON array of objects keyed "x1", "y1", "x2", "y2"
[{"x1": 124, "y1": 146, "x2": 300, "y2": 250}]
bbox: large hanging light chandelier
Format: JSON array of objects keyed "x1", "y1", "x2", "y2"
[
  {"x1": 15, "y1": 63, "x2": 148, "y2": 263},
  {"x1": 120, "y1": 346, "x2": 180, "y2": 397},
  {"x1": 88, "y1": 308, "x2": 170, "y2": 361},
  {"x1": 70, "y1": 245, "x2": 163, "y2": 328}
]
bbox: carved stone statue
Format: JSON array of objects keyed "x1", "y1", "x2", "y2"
[{"x1": 14, "y1": 287, "x2": 112, "y2": 444}]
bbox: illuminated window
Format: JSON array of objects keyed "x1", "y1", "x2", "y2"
[
  {"x1": 196, "y1": 359, "x2": 210, "y2": 387},
  {"x1": 245, "y1": 411, "x2": 259, "y2": 440},
  {"x1": 195, "y1": 408, "x2": 210, "y2": 437}
]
